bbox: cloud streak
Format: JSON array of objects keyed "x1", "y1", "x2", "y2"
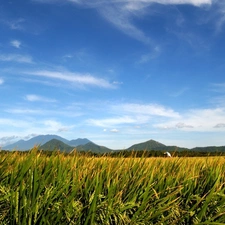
[
  {"x1": 24, "y1": 70, "x2": 115, "y2": 88},
  {"x1": 87, "y1": 103, "x2": 180, "y2": 128},
  {"x1": 35, "y1": 0, "x2": 212, "y2": 49},
  {"x1": 0, "y1": 54, "x2": 33, "y2": 63},
  {"x1": 2, "y1": 18, "x2": 25, "y2": 30},
  {"x1": 25, "y1": 94, "x2": 57, "y2": 103},
  {"x1": 87, "y1": 116, "x2": 136, "y2": 127},
  {"x1": 115, "y1": 103, "x2": 180, "y2": 118}
]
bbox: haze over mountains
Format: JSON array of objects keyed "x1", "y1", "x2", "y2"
[{"x1": 2, "y1": 134, "x2": 225, "y2": 153}]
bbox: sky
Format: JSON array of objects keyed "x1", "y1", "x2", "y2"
[{"x1": 0, "y1": 0, "x2": 225, "y2": 149}]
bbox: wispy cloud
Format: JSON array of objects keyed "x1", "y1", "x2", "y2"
[
  {"x1": 155, "y1": 107, "x2": 225, "y2": 131},
  {"x1": 25, "y1": 94, "x2": 57, "y2": 103},
  {"x1": 35, "y1": 0, "x2": 212, "y2": 48},
  {"x1": 23, "y1": 70, "x2": 115, "y2": 88},
  {"x1": 2, "y1": 18, "x2": 25, "y2": 30},
  {"x1": 110, "y1": 128, "x2": 119, "y2": 133},
  {"x1": 6, "y1": 108, "x2": 46, "y2": 115},
  {"x1": 0, "y1": 78, "x2": 4, "y2": 85},
  {"x1": 42, "y1": 120, "x2": 73, "y2": 133},
  {"x1": 87, "y1": 102, "x2": 180, "y2": 128},
  {"x1": 87, "y1": 116, "x2": 136, "y2": 127},
  {"x1": 99, "y1": 5, "x2": 152, "y2": 46},
  {"x1": 10, "y1": 40, "x2": 21, "y2": 48},
  {"x1": 5, "y1": 107, "x2": 81, "y2": 118},
  {"x1": 0, "y1": 118, "x2": 31, "y2": 127},
  {"x1": 116, "y1": 103, "x2": 180, "y2": 118},
  {"x1": 0, "y1": 134, "x2": 38, "y2": 147},
  {"x1": 86, "y1": 101, "x2": 225, "y2": 134},
  {"x1": 138, "y1": 46, "x2": 161, "y2": 63},
  {"x1": 211, "y1": 83, "x2": 225, "y2": 93},
  {"x1": 0, "y1": 54, "x2": 33, "y2": 63},
  {"x1": 170, "y1": 87, "x2": 189, "y2": 97},
  {"x1": 0, "y1": 135, "x2": 20, "y2": 146},
  {"x1": 37, "y1": 0, "x2": 211, "y2": 4},
  {"x1": 212, "y1": 1, "x2": 225, "y2": 33}
]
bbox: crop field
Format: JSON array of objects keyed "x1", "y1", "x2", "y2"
[{"x1": 0, "y1": 149, "x2": 225, "y2": 224}]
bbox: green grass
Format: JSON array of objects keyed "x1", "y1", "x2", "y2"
[{"x1": 0, "y1": 148, "x2": 225, "y2": 224}]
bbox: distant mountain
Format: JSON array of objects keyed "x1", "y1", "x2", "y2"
[
  {"x1": 3, "y1": 135, "x2": 91, "y2": 150},
  {"x1": 67, "y1": 138, "x2": 90, "y2": 146},
  {"x1": 127, "y1": 139, "x2": 167, "y2": 151},
  {"x1": 75, "y1": 142, "x2": 113, "y2": 153},
  {"x1": 3, "y1": 135, "x2": 225, "y2": 153},
  {"x1": 41, "y1": 139, "x2": 74, "y2": 152},
  {"x1": 126, "y1": 140, "x2": 189, "y2": 152}
]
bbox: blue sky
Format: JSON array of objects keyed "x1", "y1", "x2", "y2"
[{"x1": 1, "y1": 0, "x2": 225, "y2": 149}]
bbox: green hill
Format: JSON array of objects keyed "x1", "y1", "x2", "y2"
[
  {"x1": 127, "y1": 139, "x2": 166, "y2": 151},
  {"x1": 75, "y1": 142, "x2": 113, "y2": 153},
  {"x1": 40, "y1": 139, "x2": 74, "y2": 152}
]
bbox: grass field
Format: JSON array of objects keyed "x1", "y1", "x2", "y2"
[{"x1": 0, "y1": 148, "x2": 225, "y2": 224}]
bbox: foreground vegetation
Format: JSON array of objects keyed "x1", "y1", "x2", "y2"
[{"x1": 0, "y1": 149, "x2": 225, "y2": 224}]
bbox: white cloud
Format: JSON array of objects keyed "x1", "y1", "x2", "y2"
[
  {"x1": 68, "y1": 0, "x2": 211, "y2": 8},
  {"x1": 147, "y1": 0, "x2": 211, "y2": 6},
  {"x1": 5, "y1": 107, "x2": 82, "y2": 118},
  {"x1": 42, "y1": 120, "x2": 72, "y2": 133},
  {"x1": 212, "y1": 1, "x2": 225, "y2": 33},
  {"x1": 110, "y1": 128, "x2": 119, "y2": 133},
  {"x1": 0, "y1": 135, "x2": 20, "y2": 146},
  {"x1": 10, "y1": 40, "x2": 21, "y2": 48},
  {"x1": 34, "y1": 0, "x2": 212, "y2": 52},
  {"x1": 99, "y1": 5, "x2": 152, "y2": 46},
  {"x1": 155, "y1": 107, "x2": 225, "y2": 131},
  {"x1": 214, "y1": 123, "x2": 225, "y2": 128},
  {"x1": 86, "y1": 102, "x2": 180, "y2": 128},
  {"x1": 24, "y1": 70, "x2": 114, "y2": 88},
  {"x1": 0, "y1": 118, "x2": 30, "y2": 127},
  {"x1": 0, "y1": 54, "x2": 33, "y2": 63},
  {"x1": 25, "y1": 94, "x2": 56, "y2": 102},
  {"x1": 36, "y1": 0, "x2": 212, "y2": 4},
  {"x1": 87, "y1": 116, "x2": 136, "y2": 127},
  {"x1": 175, "y1": 122, "x2": 193, "y2": 128},
  {"x1": 67, "y1": 0, "x2": 211, "y2": 47},
  {"x1": 23, "y1": 133, "x2": 38, "y2": 140},
  {"x1": 86, "y1": 101, "x2": 225, "y2": 135},
  {"x1": 0, "y1": 78, "x2": 4, "y2": 85},
  {"x1": 6, "y1": 108, "x2": 45, "y2": 114},
  {"x1": 117, "y1": 103, "x2": 180, "y2": 118}
]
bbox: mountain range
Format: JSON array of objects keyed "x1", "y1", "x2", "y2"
[
  {"x1": 2, "y1": 134, "x2": 225, "y2": 153},
  {"x1": 3, "y1": 135, "x2": 90, "y2": 151}
]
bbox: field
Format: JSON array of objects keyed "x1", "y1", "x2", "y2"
[{"x1": 0, "y1": 149, "x2": 225, "y2": 224}]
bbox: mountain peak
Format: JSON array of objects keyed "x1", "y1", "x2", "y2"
[
  {"x1": 41, "y1": 139, "x2": 74, "y2": 152},
  {"x1": 127, "y1": 139, "x2": 166, "y2": 151}
]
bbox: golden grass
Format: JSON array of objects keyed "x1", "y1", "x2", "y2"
[{"x1": 0, "y1": 150, "x2": 225, "y2": 224}]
